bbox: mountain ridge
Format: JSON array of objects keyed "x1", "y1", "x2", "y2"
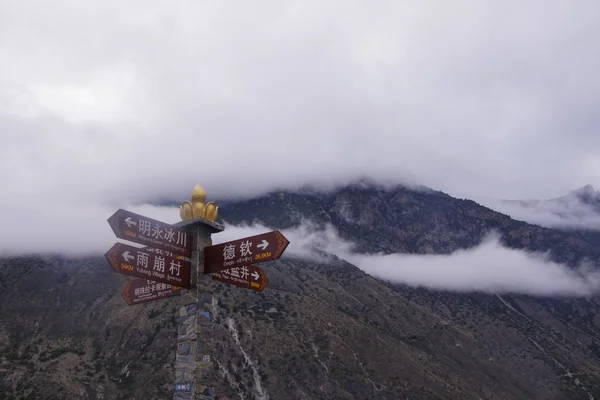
[
  {"x1": 502, "y1": 184, "x2": 600, "y2": 215},
  {"x1": 219, "y1": 181, "x2": 600, "y2": 265}
]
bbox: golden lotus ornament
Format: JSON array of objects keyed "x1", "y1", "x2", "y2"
[{"x1": 179, "y1": 184, "x2": 219, "y2": 222}]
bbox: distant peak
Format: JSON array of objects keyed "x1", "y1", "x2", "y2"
[
  {"x1": 573, "y1": 184, "x2": 596, "y2": 195},
  {"x1": 559, "y1": 184, "x2": 600, "y2": 207}
]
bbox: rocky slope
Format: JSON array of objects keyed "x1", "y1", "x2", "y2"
[
  {"x1": 0, "y1": 257, "x2": 179, "y2": 400},
  {"x1": 2, "y1": 182, "x2": 600, "y2": 399}
]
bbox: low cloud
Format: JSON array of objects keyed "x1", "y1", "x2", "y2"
[
  {"x1": 346, "y1": 234, "x2": 600, "y2": 297},
  {"x1": 0, "y1": 199, "x2": 182, "y2": 257},
  {"x1": 219, "y1": 222, "x2": 600, "y2": 297},
  {"x1": 479, "y1": 196, "x2": 600, "y2": 231},
  {"x1": 2, "y1": 199, "x2": 599, "y2": 297}
]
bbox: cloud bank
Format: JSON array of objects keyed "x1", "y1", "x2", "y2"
[
  {"x1": 346, "y1": 234, "x2": 600, "y2": 297},
  {"x1": 216, "y1": 222, "x2": 600, "y2": 297},
  {"x1": 2, "y1": 197, "x2": 598, "y2": 297},
  {"x1": 492, "y1": 201, "x2": 600, "y2": 231},
  {"x1": 478, "y1": 193, "x2": 600, "y2": 231},
  {"x1": 0, "y1": 200, "x2": 181, "y2": 257}
]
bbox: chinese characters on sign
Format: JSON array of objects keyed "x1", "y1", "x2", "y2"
[
  {"x1": 212, "y1": 265, "x2": 268, "y2": 292},
  {"x1": 222, "y1": 240, "x2": 253, "y2": 265},
  {"x1": 121, "y1": 278, "x2": 182, "y2": 305},
  {"x1": 204, "y1": 231, "x2": 289, "y2": 273},
  {"x1": 105, "y1": 242, "x2": 191, "y2": 288},
  {"x1": 107, "y1": 209, "x2": 192, "y2": 257}
]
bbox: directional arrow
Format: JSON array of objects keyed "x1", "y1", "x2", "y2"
[
  {"x1": 124, "y1": 217, "x2": 137, "y2": 228},
  {"x1": 122, "y1": 251, "x2": 134, "y2": 262},
  {"x1": 212, "y1": 264, "x2": 268, "y2": 292},
  {"x1": 257, "y1": 240, "x2": 269, "y2": 251}
]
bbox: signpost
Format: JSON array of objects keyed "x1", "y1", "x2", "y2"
[
  {"x1": 105, "y1": 185, "x2": 292, "y2": 399},
  {"x1": 105, "y1": 242, "x2": 192, "y2": 289},
  {"x1": 212, "y1": 265, "x2": 268, "y2": 292},
  {"x1": 204, "y1": 231, "x2": 289, "y2": 273},
  {"x1": 107, "y1": 209, "x2": 192, "y2": 257},
  {"x1": 122, "y1": 278, "x2": 182, "y2": 305}
]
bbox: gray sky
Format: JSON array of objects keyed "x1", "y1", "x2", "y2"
[{"x1": 1, "y1": 1, "x2": 600, "y2": 255}]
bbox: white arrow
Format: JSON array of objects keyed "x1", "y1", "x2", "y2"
[
  {"x1": 124, "y1": 217, "x2": 137, "y2": 228},
  {"x1": 257, "y1": 240, "x2": 269, "y2": 251},
  {"x1": 251, "y1": 271, "x2": 260, "y2": 281},
  {"x1": 122, "y1": 251, "x2": 134, "y2": 262}
]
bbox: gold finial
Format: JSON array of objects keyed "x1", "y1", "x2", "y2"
[
  {"x1": 191, "y1": 184, "x2": 207, "y2": 203},
  {"x1": 180, "y1": 184, "x2": 218, "y2": 222}
]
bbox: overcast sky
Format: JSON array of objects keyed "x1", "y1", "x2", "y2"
[{"x1": 1, "y1": 1, "x2": 600, "y2": 255}]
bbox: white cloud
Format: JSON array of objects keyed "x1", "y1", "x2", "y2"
[
  {"x1": 219, "y1": 222, "x2": 600, "y2": 297},
  {"x1": 347, "y1": 234, "x2": 600, "y2": 297},
  {"x1": 3, "y1": 194, "x2": 597, "y2": 297},
  {"x1": 477, "y1": 192, "x2": 600, "y2": 231},
  {"x1": 495, "y1": 202, "x2": 600, "y2": 231},
  {"x1": 0, "y1": 199, "x2": 181, "y2": 257},
  {"x1": 3, "y1": 1, "x2": 600, "y2": 257}
]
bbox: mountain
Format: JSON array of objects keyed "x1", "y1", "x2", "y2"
[
  {"x1": 563, "y1": 185, "x2": 600, "y2": 212},
  {"x1": 220, "y1": 181, "x2": 600, "y2": 264},
  {"x1": 3, "y1": 182, "x2": 600, "y2": 399},
  {"x1": 503, "y1": 184, "x2": 600, "y2": 212}
]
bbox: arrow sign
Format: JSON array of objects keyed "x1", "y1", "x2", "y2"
[
  {"x1": 204, "y1": 230, "x2": 289, "y2": 273},
  {"x1": 107, "y1": 209, "x2": 192, "y2": 257},
  {"x1": 124, "y1": 217, "x2": 137, "y2": 228},
  {"x1": 105, "y1": 242, "x2": 191, "y2": 289},
  {"x1": 122, "y1": 251, "x2": 134, "y2": 262},
  {"x1": 121, "y1": 278, "x2": 182, "y2": 305},
  {"x1": 212, "y1": 265, "x2": 269, "y2": 292}
]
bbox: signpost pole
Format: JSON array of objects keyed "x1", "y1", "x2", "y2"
[{"x1": 172, "y1": 184, "x2": 230, "y2": 400}]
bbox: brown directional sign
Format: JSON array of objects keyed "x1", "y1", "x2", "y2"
[
  {"x1": 122, "y1": 278, "x2": 182, "y2": 305},
  {"x1": 105, "y1": 242, "x2": 191, "y2": 289},
  {"x1": 212, "y1": 265, "x2": 268, "y2": 292},
  {"x1": 204, "y1": 230, "x2": 289, "y2": 273},
  {"x1": 107, "y1": 209, "x2": 192, "y2": 257}
]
